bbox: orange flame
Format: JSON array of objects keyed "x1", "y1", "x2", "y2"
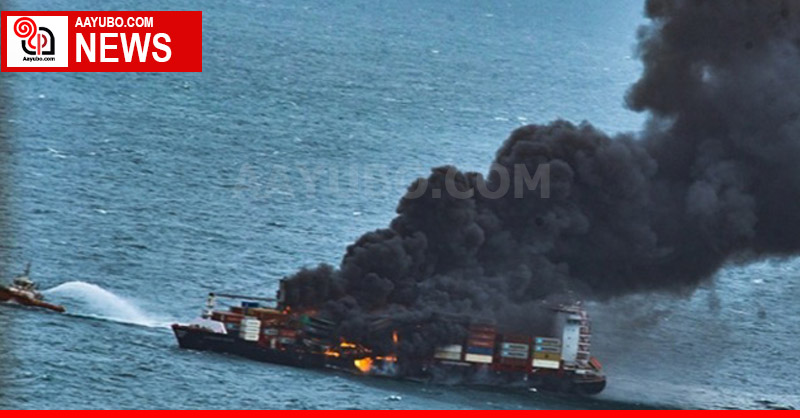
[
  {"x1": 354, "y1": 357, "x2": 373, "y2": 373},
  {"x1": 392, "y1": 330, "x2": 399, "y2": 345},
  {"x1": 323, "y1": 349, "x2": 340, "y2": 358},
  {"x1": 353, "y1": 356, "x2": 397, "y2": 374},
  {"x1": 339, "y1": 341, "x2": 357, "y2": 349}
]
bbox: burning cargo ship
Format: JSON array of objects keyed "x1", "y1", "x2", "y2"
[{"x1": 172, "y1": 283, "x2": 605, "y2": 395}]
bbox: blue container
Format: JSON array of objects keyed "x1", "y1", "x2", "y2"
[{"x1": 466, "y1": 346, "x2": 493, "y2": 355}]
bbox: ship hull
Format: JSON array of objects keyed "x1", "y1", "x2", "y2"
[
  {"x1": 572, "y1": 377, "x2": 606, "y2": 395},
  {"x1": 0, "y1": 287, "x2": 65, "y2": 313},
  {"x1": 532, "y1": 372, "x2": 606, "y2": 395},
  {"x1": 172, "y1": 324, "x2": 327, "y2": 369},
  {"x1": 172, "y1": 324, "x2": 605, "y2": 396}
]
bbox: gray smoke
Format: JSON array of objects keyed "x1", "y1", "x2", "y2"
[{"x1": 282, "y1": 0, "x2": 800, "y2": 357}]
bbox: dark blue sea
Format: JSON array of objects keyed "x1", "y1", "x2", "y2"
[{"x1": 0, "y1": 0, "x2": 798, "y2": 409}]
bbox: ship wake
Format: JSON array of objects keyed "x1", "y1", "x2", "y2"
[{"x1": 43, "y1": 281, "x2": 170, "y2": 328}]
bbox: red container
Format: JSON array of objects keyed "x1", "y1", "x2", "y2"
[
  {"x1": 498, "y1": 357, "x2": 528, "y2": 369},
  {"x1": 467, "y1": 338, "x2": 495, "y2": 348},
  {"x1": 211, "y1": 311, "x2": 244, "y2": 323},
  {"x1": 503, "y1": 334, "x2": 530, "y2": 344},
  {"x1": 278, "y1": 329, "x2": 297, "y2": 338}
]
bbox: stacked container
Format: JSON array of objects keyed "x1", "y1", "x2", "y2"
[
  {"x1": 499, "y1": 335, "x2": 530, "y2": 368},
  {"x1": 533, "y1": 337, "x2": 561, "y2": 369},
  {"x1": 239, "y1": 317, "x2": 261, "y2": 342},
  {"x1": 211, "y1": 311, "x2": 244, "y2": 333},
  {"x1": 433, "y1": 344, "x2": 463, "y2": 361},
  {"x1": 464, "y1": 324, "x2": 496, "y2": 364},
  {"x1": 260, "y1": 327, "x2": 279, "y2": 347},
  {"x1": 278, "y1": 328, "x2": 297, "y2": 346}
]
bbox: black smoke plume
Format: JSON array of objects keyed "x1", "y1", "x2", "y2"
[{"x1": 282, "y1": 0, "x2": 800, "y2": 357}]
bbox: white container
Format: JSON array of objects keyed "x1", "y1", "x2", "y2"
[
  {"x1": 239, "y1": 317, "x2": 261, "y2": 341},
  {"x1": 434, "y1": 351, "x2": 463, "y2": 360},
  {"x1": 532, "y1": 359, "x2": 560, "y2": 369},
  {"x1": 502, "y1": 343, "x2": 529, "y2": 351},
  {"x1": 500, "y1": 349, "x2": 528, "y2": 359},
  {"x1": 434, "y1": 345, "x2": 463, "y2": 360},
  {"x1": 464, "y1": 353, "x2": 493, "y2": 364}
]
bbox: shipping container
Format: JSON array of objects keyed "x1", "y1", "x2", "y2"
[
  {"x1": 211, "y1": 311, "x2": 244, "y2": 322},
  {"x1": 535, "y1": 337, "x2": 561, "y2": 346},
  {"x1": 278, "y1": 329, "x2": 297, "y2": 338},
  {"x1": 466, "y1": 346, "x2": 493, "y2": 356},
  {"x1": 239, "y1": 318, "x2": 262, "y2": 341},
  {"x1": 466, "y1": 338, "x2": 494, "y2": 348},
  {"x1": 532, "y1": 359, "x2": 560, "y2": 369},
  {"x1": 500, "y1": 342, "x2": 529, "y2": 360},
  {"x1": 464, "y1": 353, "x2": 493, "y2": 364},
  {"x1": 248, "y1": 308, "x2": 286, "y2": 321},
  {"x1": 533, "y1": 352, "x2": 561, "y2": 361},
  {"x1": 434, "y1": 344, "x2": 463, "y2": 361}
]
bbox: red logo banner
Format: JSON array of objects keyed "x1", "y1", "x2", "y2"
[{"x1": 1, "y1": 11, "x2": 202, "y2": 72}]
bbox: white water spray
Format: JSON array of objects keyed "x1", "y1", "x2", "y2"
[{"x1": 43, "y1": 281, "x2": 169, "y2": 328}]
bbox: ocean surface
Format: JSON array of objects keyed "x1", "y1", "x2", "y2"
[{"x1": 1, "y1": 0, "x2": 798, "y2": 409}]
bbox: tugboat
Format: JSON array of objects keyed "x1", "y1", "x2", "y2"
[{"x1": 0, "y1": 263, "x2": 65, "y2": 313}]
